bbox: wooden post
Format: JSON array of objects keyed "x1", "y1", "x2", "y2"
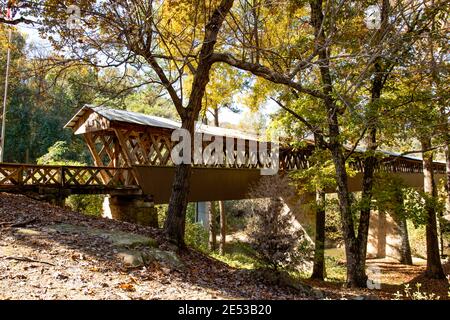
[
  {"x1": 208, "y1": 202, "x2": 217, "y2": 251},
  {"x1": 219, "y1": 200, "x2": 226, "y2": 255}
]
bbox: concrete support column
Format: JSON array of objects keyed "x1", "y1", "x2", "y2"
[
  {"x1": 103, "y1": 195, "x2": 158, "y2": 227},
  {"x1": 367, "y1": 210, "x2": 403, "y2": 260},
  {"x1": 282, "y1": 192, "x2": 316, "y2": 244}
]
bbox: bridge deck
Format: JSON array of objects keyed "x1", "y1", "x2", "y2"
[{"x1": 0, "y1": 155, "x2": 446, "y2": 202}]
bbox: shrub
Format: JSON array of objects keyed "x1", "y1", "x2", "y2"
[
  {"x1": 245, "y1": 176, "x2": 312, "y2": 271},
  {"x1": 407, "y1": 221, "x2": 427, "y2": 259},
  {"x1": 394, "y1": 283, "x2": 442, "y2": 300},
  {"x1": 37, "y1": 141, "x2": 103, "y2": 216}
]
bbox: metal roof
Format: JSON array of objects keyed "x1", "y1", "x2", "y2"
[
  {"x1": 65, "y1": 105, "x2": 259, "y2": 141},
  {"x1": 65, "y1": 105, "x2": 444, "y2": 164}
]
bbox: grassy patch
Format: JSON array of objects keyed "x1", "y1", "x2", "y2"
[
  {"x1": 210, "y1": 241, "x2": 262, "y2": 269},
  {"x1": 324, "y1": 248, "x2": 346, "y2": 282}
]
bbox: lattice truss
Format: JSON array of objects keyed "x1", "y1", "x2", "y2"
[
  {"x1": 84, "y1": 129, "x2": 283, "y2": 169},
  {"x1": 84, "y1": 129, "x2": 174, "y2": 167}
]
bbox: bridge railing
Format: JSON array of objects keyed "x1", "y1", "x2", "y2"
[{"x1": 0, "y1": 163, "x2": 137, "y2": 189}]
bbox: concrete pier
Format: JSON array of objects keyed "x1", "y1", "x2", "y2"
[{"x1": 103, "y1": 195, "x2": 158, "y2": 227}]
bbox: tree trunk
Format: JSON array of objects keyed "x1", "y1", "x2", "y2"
[
  {"x1": 212, "y1": 108, "x2": 227, "y2": 255},
  {"x1": 421, "y1": 138, "x2": 446, "y2": 279},
  {"x1": 390, "y1": 188, "x2": 413, "y2": 265},
  {"x1": 330, "y1": 140, "x2": 367, "y2": 287},
  {"x1": 219, "y1": 200, "x2": 226, "y2": 255},
  {"x1": 356, "y1": 0, "x2": 392, "y2": 275},
  {"x1": 311, "y1": 189, "x2": 326, "y2": 280},
  {"x1": 357, "y1": 127, "x2": 377, "y2": 283},
  {"x1": 398, "y1": 216, "x2": 413, "y2": 265},
  {"x1": 398, "y1": 195, "x2": 413, "y2": 265},
  {"x1": 163, "y1": 0, "x2": 234, "y2": 248},
  {"x1": 442, "y1": 139, "x2": 450, "y2": 257},
  {"x1": 209, "y1": 202, "x2": 217, "y2": 250},
  {"x1": 310, "y1": 0, "x2": 366, "y2": 288},
  {"x1": 164, "y1": 163, "x2": 192, "y2": 247}
]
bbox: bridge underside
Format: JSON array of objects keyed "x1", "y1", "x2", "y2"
[
  {"x1": 0, "y1": 162, "x2": 445, "y2": 203},
  {"x1": 134, "y1": 166, "x2": 446, "y2": 204}
]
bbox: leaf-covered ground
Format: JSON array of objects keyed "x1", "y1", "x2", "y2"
[
  {"x1": 1, "y1": 192, "x2": 448, "y2": 300},
  {"x1": 0, "y1": 193, "x2": 319, "y2": 300},
  {"x1": 304, "y1": 258, "x2": 450, "y2": 300}
]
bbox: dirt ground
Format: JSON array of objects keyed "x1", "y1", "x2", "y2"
[
  {"x1": 0, "y1": 193, "x2": 314, "y2": 300},
  {"x1": 1, "y1": 192, "x2": 449, "y2": 300},
  {"x1": 304, "y1": 257, "x2": 450, "y2": 300}
]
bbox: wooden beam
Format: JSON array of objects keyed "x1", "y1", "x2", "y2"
[
  {"x1": 84, "y1": 133, "x2": 110, "y2": 183},
  {"x1": 113, "y1": 129, "x2": 139, "y2": 184}
]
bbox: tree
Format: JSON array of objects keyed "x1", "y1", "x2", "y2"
[
  {"x1": 200, "y1": 66, "x2": 245, "y2": 253},
  {"x1": 35, "y1": 0, "x2": 235, "y2": 247},
  {"x1": 386, "y1": 2, "x2": 448, "y2": 277},
  {"x1": 311, "y1": 189, "x2": 326, "y2": 280},
  {"x1": 208, "y1": 202, "x2": 217, "y2": 251},
  {"x1": 213, "y1": 0, "x2": 448, "y2": 287}
]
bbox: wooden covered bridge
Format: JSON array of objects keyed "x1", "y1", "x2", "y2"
[
  {"x1": 0, "y1": 105, "x2": 446, "y2": 259},
  {"x1": 0, "y1": 105, "x2": 446, "y2": 200}
]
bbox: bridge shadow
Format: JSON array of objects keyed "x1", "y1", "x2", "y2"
[{"x1": 0, "y1": 192, "x2": 166, "y2": 271}]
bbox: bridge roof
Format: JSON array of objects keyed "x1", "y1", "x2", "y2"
[
  {"x1": 65, "y1": 105, "x2": 444, "y2": 166},
  {"x1": 65, "y1": 105, "x2": 259, "y2": 141}
]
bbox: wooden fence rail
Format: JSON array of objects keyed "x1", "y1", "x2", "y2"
[{"x1": 0, "y1": 164, "x2": 137, "y2": 191}]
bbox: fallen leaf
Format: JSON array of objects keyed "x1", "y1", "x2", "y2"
[{"x1": 118, "y1": 282, "x2": 135, "y2": 292}]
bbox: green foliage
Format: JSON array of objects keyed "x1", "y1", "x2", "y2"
[
  {"x1": 210, "y1": 241, "x2": 261, "y2": 270},
  {"x1": 407, "y1": 221, "x2": 427, "y2": 259},
  {"x1": 183, "y1": 203, "x2": 209, "y2": 251},
  {"x1": 37, "y1": 141, "x2": 90, "y2": 165},
  {"x1": 155, "y1": 205, "x2": 168, "y2": 228},
  {"x1": 324, "y1": 256, "x2": 346, "y2": 282},
  {"x1": 66, "y1": 194, "x2": 104, "y2": 217},
  {"x1": 373, "y1": 174, "x2": 406, "y2": 217},
  {"x1": 37, "y1": 141, "x2": 103, "y2": 215},
  {"x1": 289, "y1": 148, "x2": 337, "y2": 193},
  {"x1": 403, "y1": 188, "x2": 446, "y2": 227},
  {"x1": 394, "y1": 283, "x2": 443, "y2": 300},
  {"x1": 324, "y1": 196, "x2": 344, "y2": 245},
  {"x1": 185, "y1": 221, "x2": 209, "y2": 252},
  {"x1": 121, "y1": 87, "x2": 179, "y2": 120}
]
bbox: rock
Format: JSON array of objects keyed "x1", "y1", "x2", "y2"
[
  {"x1": 106, "y1": 232, "x2": 157, "y2": 248},
  {"x1": 141, "y1": 248, "x2": 184, "y2": 270},
  {"x1": 15, "y1": 228, "x2": 42, "y2": 236},
  {"x1": 48, "y1": 224, "x2": 158, "y2": 248},
  {"x1": 117, "y1": 250, "x2": 145, "y2": 267},
  {"x1": 116, "y1": 247, "x2": 183, "y2": 269}
]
